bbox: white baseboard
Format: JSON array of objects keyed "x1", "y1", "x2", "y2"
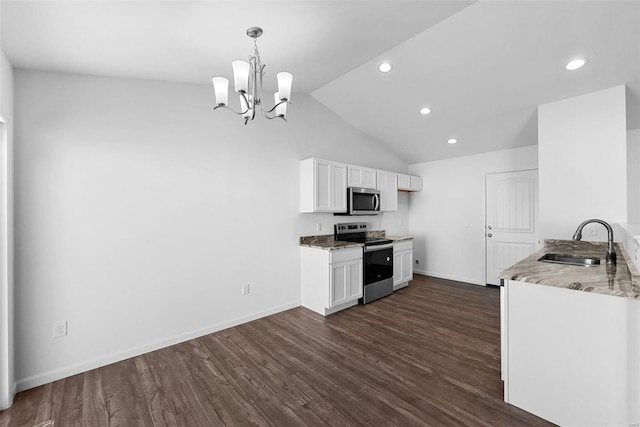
[
  {"x1": 413, "y1": 269, "x2": 484, "y2": 286},
  {"x1": 16, "y1": 300, "x2": 301, "y2": 392}
]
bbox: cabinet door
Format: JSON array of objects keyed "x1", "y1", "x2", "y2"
[
  {"x1": 330, "y1": 259, "x2": 363, "y2": 307},
  {"x1": 313, "y1": 159, "x2": 347, "y2": 212},
  {"x1": 398, "y1": 174, "x2": 423, "y2": 192},
  {"x1": 401, "y1": 250, "x2": 413, "y2": 282},
  {"x1": 348, "y1": 165, "x2": 377, "y2": 189},
  {"x1": 347, "y1": 259, "x2": 363, "y2": 300},
  {"x1": 410, "y1": 176, "x2": 423, "y2": 191},
  {"x1": 332, "y1": 162, "x2": 347, "y2": 212},
  {"x1": 397, "y1": 174, "x2": 411, "y2": 190},
  {"x1": 393, "y1": 251, "x2": 403, "y2": 287},
  {"x1": 315, "y1": 159, "x2": 333, "y2": 211},
  {"x1": 377, "y1": 171, "x2": 398, "y2": 212}
]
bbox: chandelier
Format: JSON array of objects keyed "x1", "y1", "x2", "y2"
[{"x1": 211, "y1": 27, "x2": 293, "y2": 124}]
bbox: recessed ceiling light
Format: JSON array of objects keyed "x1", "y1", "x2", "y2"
[
  {"x1": 419, "y1": 107, "x2": 431, "y2": 115},
  {"x1": 378, "y1": 63, "x2": 392, "y2": 73},
  {"x1": 447, "y1": 138, "x2": 458, "y2": 144},
  {"x1": 565, "y1": 58, "x2": 587, "y2": 71}
]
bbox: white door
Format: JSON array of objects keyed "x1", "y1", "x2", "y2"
[{"x1": 485, "y1": 170, "x2": 539, "y2": 286}]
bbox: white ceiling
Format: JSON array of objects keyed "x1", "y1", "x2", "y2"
[{"x1": 2, "y1": 0, "x2": 639, "y2": 164}]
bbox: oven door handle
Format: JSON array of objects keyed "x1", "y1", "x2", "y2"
[{"x1": 364, "y1": 243, "x2": 394, "y2": 252}]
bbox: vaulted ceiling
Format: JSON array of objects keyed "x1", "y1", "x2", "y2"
[{"x1": 2, "y1": 1, "x2": 639, "y2": 163}]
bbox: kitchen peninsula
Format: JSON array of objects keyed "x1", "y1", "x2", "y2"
[{"x1": 499, "y1": 239, "x2": 640, "y2": 426}]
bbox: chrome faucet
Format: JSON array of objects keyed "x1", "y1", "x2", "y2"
[{"x1": 572, "y1": 219, "x2": 617, "y2": 265}]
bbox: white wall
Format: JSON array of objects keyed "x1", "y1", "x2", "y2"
[
  {"x1": 0, "y1": 2, "x2": 16, "y2": 407},
  {"x1": 628, "y1": 129, "x2": 640, "y2": 224},
  {"x1": 13, "y1": 69, "x2": 409, "y2": 390},
  {"x1": 538, "y1": 85, "x2": 627, "y2": 241},
  {"x1": 408, "y1": 145, "x2": 538, "y2": 285}
]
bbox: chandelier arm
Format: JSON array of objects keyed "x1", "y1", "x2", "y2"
[
  {"x1": 261, "y1": 109, "x2": 287, "y2": 122},
  {"x1": 263, "y1": 100, "x2": 289, "y2": 114},
  {"x1": 213, "y1": 104, "x2": 250, "y2": 116}
]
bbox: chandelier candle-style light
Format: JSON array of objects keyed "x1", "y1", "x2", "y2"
[{"x1": 212, "y1": 27, "x2": 293, "y2": 124}]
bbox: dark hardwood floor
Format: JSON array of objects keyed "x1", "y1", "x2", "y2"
[{"x1": 1, "y1": 275, "x2": 554, "y2": 426}]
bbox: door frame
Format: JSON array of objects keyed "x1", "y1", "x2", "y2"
[
  {"x1": 483, "y1": 168, "x2": 539, "y2": 286},
  {"x1": 0, "y1": 116, "x2": 14, "y2": 409}
]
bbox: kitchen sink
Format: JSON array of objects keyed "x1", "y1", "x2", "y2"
[{"x1": 538, "y1": 253, "x2": 601, "y2": 267}]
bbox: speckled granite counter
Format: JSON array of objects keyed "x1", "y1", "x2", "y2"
[
  {"x1": 499, "y1": 239, "x2": 640, "y2": 299},
  {"x1": 299, "y1": 232, "x2": 412, "y2": 250},
  {"x1": 299, "y1": 234, "x2": 363, "y2": 250},
  {"x1": 387, "y1": 236, "x2": 413, "y2": 242}
]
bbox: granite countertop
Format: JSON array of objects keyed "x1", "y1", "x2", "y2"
[
  {"x1": 299, "y1": 234, "x2": 363, "y2": 250},
  {"x1": 300, "y1": 232, "x2": 413, "y2": 250},
  {"x1": 387, "y1": 236, "x2": 413, "y2": 242},
  {"x1": 499, "y1": 239, "x2": 640, "y2": 299}
]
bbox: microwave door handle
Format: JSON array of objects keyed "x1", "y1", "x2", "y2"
[{"x1": 374, "y1": 194, "x2": 380, "y2": 211}]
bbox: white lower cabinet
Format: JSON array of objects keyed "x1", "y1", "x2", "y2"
[
  {"x1": 393, "y1": 240, "x2": 413, "y2": 290},
  {"x1": 301, "y1": 246, "x2": 363, "y2": 316}
]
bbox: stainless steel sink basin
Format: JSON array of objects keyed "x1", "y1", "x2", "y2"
[{"x1": 538, "y1": 253, "x2": 600, "y2": 267}]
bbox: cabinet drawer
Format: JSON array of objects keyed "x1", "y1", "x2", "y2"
[
  {"x1": 330, "y1": 247, "x2": 363, "y2": 264},
  {"x1": 393, "y1": 240, "x2": 413, "y2": 252}
]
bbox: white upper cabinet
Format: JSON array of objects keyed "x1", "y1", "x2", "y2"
[
  {"x1": 377, "y1": 170, "x2": 398, "y2": 212},
  {"x1": 347, "y1": 165, "x2": 377, "y2": 189},
  {"x1": 300, "y1": 158, "x2": 347, "y2": 213},
  {"x1": 398, "y1": 174, "x2": 423, "y2": 192},
  {"x1": 410, "y1": 175, "x2": 423, "y2": 191},
  {"x1": 397, "y1": 174, "x2": 411, "y2": 190}
]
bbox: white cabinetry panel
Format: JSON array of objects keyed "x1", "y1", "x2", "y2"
[
  {"x1": 393, "y1": 240, "x2": 413, "y2": 290},
  {"x1": 410, "y1": 176, "x2": 423, "y2": 191},
  {"x1": 348, "y1": 165, "x2": 377, "y2": 189},
  {"x1": 301, "y1": 246, "x2": 363, "y2": 316},
  {"x1": 502, "y1": 279, "x2": 640, "y2": 426},
  {"x1": 300, "y1": 158, "x2": 347, "y2": 213},
  {"x1": 377, "y1": 171, "x2": 398, "y2": 212},
  {"x1": 398, "y1": 174, "x2": 423, "y2": 192}
]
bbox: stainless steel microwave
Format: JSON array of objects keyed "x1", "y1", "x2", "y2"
[{"x1": 345, "y1": 187, "x2": 380, "y2": 215}]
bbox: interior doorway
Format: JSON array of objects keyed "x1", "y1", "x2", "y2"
[{"x1": 485, "y1": 169, "x2": 540, "y2": 286}]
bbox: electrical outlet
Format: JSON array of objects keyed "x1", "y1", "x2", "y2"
[
  {"x1": 242, "y1": 284, "x2": 250, "y2": 295},
  {"x1": 584, "y1": 224, "x2": 597, "y2": 237},
  {"x1": 53, "y1": 321, "x2": 67, "y2": 338}
]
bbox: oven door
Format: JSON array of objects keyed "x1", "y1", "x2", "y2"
[
  {"x1": 362, "y1": 243, "x2": 394, "y2": 304},
  {"x1": 363, "y1": 244, "x2": 394, "y2": 285}
]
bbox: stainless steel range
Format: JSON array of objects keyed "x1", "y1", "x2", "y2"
[{"x1": 334, "y1": 222, "x2": 394, "y2": 304}]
